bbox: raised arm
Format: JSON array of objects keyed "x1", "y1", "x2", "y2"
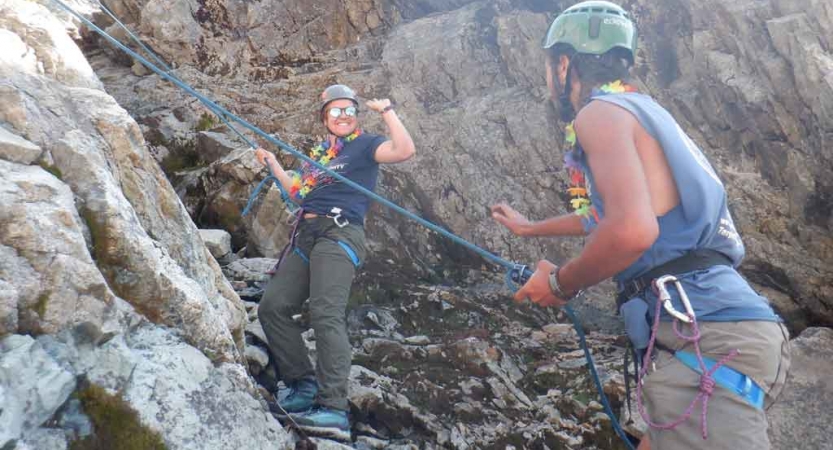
[{"x1": 366, "y1": 99, "x2": 416, "y2": 164}]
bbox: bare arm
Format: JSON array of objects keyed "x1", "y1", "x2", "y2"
[
  {"x1": 367, "y1": 99, "x2": 416, "y2": 164},
  {"x1": 491, "y1": 203, "x2": 587, "y2": 237},
  {"x1": 255, "y1": 148, "x2": 294, "y2": 194},
  {"x1": 513, "y1": 101, "x2": 658, "y2": 306},
  {"x1": 556, "y1": 102, "x2": 659, "y2": 293}
]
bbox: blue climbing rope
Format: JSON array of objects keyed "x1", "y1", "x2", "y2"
[
  {"x1": 565, "y1": 305, "x2": 636, "y2": 450},
  {"x1": 51, "y1": 1, "x2": 636, "y2": 447}
]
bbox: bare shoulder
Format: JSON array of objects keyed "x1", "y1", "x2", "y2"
[
  {"x1": 573, "y1": 100, "x2": 638, "y2": 152},
  {"x1": 574, "y1": 100, "x2": 637, "y2": 136}
]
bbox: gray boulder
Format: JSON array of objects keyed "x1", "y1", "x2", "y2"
[{"x1": 768, "y1": 327, "x2": 833, "y2": 450}]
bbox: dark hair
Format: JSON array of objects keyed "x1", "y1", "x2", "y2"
[{"x1": 547, "y1": 44, "x2": 632, "y2": 105}]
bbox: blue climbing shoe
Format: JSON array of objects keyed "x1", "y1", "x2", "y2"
[
  {"x1": 291, "y1": 406, "x2": 351, "y2": 441},
  {"x1": 269, "y1": 377, "x2": 317, "y2": 416}
]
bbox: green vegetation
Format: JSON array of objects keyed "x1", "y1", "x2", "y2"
[
  {"x1": 195, "y1": 112, "x2": 216, "y2": 132},
  {"x1": 159, "y1": 151, "x2": 198, "y2": 173},
  {"x1": 33, "y1": 292, "x2": 49, "y2": 317},
  {"x1": 38, "y1": 160, "x2": 63, "y2": 179},
  {"x1": 69, "y1": 383, "x2": 167, "y2": 450}
]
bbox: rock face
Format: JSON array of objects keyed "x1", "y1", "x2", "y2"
[
  {"x1": 767, "y1": 327, "x2": 833, "y2": 450},
  {"x1": 0, "y1": 160, "x2": 120, "y2": 338},
  {"x1": 83, "y1": 0, "x2": 831, "y2": 336},
  {"x1": 199, "y1": 228, "x2": 232, "y2": 259},
  {"x1": 1, "y1": 326, "x2": 291, "y2": 450},
  {"x1": 1, "y1": 1, "x2": 288, "y2": 449},
  {"x1": 1, "y1": 0, "x2": 245, "y2": 363},
  {"x1": 2, "y1": 0, "x2": 832, "y2": 449},
  {"x1": 225, "y1": 262, "x2": 634, "y2": 449},
  {"x1": 0, "y1": 335, "x2": 76, "y2": 445}
]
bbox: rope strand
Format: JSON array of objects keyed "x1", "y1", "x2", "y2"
[{"x1": 636, "y1": 295, "x2": 738, "y2": 439}]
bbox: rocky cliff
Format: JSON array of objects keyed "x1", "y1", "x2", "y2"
[
  {"x1": 78, "y1": 0, "x2": 832, "y2": 333},
  {"x1": 1, "y1": 0, "x2": 831, "y2": 449}
]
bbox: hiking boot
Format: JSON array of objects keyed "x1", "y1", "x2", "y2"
[
  {"x1": 270, "y1": 377, "x2": 317, "y2": 415},
  {"x1": 291, "y1": 406, "x2": 350, "y2": 441}
]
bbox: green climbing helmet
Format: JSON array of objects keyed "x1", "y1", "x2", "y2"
[{"x1": 542, "y1": 1, "x2": 637, "y2": 65}]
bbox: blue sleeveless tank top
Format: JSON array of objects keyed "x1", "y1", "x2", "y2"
[{"x1": 576, "y1": 92, "x2": 779, "y2": 324}]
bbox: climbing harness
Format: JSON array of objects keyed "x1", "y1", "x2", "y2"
[
  {"x1": 268, "y1": 206, "x2": 359, "y2": 275},
  {"x1": 50, "y1": 1, "x2": 636, "y2": 447},
  {"x1": 616, "y1": 249, "x2": 732, "y2": 307},
  {"x1": 635, "y1": 275, "x2": 746, "y2": 440}
]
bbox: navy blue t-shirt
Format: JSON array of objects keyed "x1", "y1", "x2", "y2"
[{"x1": 299, "y1": 132, "x2": 387, "y2": 224}]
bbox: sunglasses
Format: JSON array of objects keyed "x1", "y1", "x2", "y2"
[{"x1": 326, "y1": 106, "x2": 358, "y2": 118}]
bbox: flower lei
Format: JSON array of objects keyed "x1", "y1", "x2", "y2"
[
  {"x1": 563, "y1": 80, "x2": 636, "y2": 225},
  {"x1": 290, "y1": 129, "x2": 362, "y2": 199}
]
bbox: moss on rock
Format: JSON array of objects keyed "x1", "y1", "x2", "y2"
[
  {"x1": 33, "y1": 291, "x2": 49, "y2": 318},
  {"x1": 69, "y1": 382, "x2": 167, "y2": 450},
  {"x1": 38, "y1": 160, "x2": 63, "y2": 180}
]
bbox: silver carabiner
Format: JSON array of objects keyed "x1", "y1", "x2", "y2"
[
  {"x1": 327, "y1": 207, "x2": 349, "y2": 228},
  {"x1": 653, "y1": 275, "x2": 696, "y2": 323}
]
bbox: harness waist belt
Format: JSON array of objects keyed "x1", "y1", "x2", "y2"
[
  {"x1": 674, "y1": 350, "x2": 764, "y2": 409},
  {"x1": 617, "y1": 249, "x2": 733, "y2": 307}
]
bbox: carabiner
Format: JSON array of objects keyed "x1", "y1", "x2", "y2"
[
  {"x1": 653, "y1": 275, "x2": 696, "y2": 323},
  {"x1": 510, "y1": 264, "x2": 530, "y2": 284},
  {"x1": 327, "y1": 207, "x2": 349, "y2": 228}
]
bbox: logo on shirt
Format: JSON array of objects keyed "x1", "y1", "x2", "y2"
[{"x1": 718, "y1": 217, "x2": 743, "y2": 248}]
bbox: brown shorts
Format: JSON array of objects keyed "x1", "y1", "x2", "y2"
[{"x1": 642, "y1": 320, "x2": 790, "y2": 450}]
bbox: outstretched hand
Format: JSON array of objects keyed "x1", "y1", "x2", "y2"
[
  {"x1": 514, "y1": 259, "x2": 567, "y2": 308},
  {"x1": 491, "y1": 203, "x2": 531, "y2": 236}
]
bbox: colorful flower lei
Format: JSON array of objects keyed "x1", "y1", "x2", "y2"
[
  {"x1": 290, "y1": 129, "x2": 362, "y2": 199},
  {"x1": 563, "y1": 80, "x2": 636, "y2": 224}
]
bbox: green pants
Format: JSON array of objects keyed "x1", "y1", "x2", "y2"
[{"x1": 258, "y1": 217, "x2": 366, "y2": 411}]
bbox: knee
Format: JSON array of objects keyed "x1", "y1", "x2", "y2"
[
  {"x1": 258, "y1": 294, "x2": 286, "y2": 323},
  {"x1": 309, "y1": 308, "x2": 346, "y2": 332}
]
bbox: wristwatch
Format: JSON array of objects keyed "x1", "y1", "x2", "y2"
[
  {"x1": 381, "y1": 104, "x2": 394, "y2": 114},
  {"x1": 548, "y1": 267, "x2": 583, "y2": 301}
]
